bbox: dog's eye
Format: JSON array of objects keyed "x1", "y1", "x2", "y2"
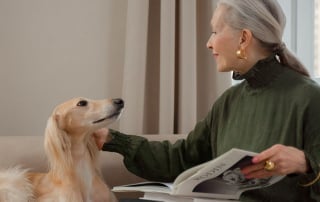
[{"x1": 77, "y1": 100, "x2": 88, "y2": 107}]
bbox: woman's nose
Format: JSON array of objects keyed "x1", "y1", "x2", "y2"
[
  {"x1": 206, "y1": 41, "x2": 211, "y2": 49},
  {"x1": 206, "y1": 40, "x2": 212, "y2": 49}
]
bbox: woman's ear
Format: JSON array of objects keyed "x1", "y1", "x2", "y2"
[{"x1": 239, "y1": 29, "x2": 253, "y2": 49}]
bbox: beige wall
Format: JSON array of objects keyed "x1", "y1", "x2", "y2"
[{"x1": 0, "y1": 0, "x2": 127, "y2": 136}]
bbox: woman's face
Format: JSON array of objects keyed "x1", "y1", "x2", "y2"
[{"x1": 206, "y1": 6, "x2": 241, "y2": 72}]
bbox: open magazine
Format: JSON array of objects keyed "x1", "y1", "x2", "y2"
[{"x1": 112, "y1": 148, "x2": 285, "y2": 200}]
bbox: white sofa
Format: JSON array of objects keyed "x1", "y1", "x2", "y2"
[{"x1": 0, "y1": 134, "x2": 186, "y2": 200}]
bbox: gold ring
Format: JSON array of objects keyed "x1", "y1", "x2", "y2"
[{"x1": 264, "y1": 160, "x2": 275, "y2": 171}]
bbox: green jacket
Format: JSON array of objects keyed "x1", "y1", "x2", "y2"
[{"x1": 103, "y1": 55, "x2": 320, "y2": 201}]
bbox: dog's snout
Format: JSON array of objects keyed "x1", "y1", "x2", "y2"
[{"x1": 112, "y1": 98, "x2": 124, "y2": 109}]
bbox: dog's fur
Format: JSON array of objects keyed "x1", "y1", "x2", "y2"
[{"x1": 0, "y1": 97, "x2": 123, "y2": 202}]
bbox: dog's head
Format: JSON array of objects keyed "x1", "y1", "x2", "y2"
[
  {"x1": 44, "y1": 97, "x2": 124, "y2": 175},
  {"x1": 51, "y1": 97, "x2": 124, "y2": 134}
]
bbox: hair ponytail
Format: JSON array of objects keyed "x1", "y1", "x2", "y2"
[{"x1": 274, "y1": 43, "x2": 310, "y2": 76}]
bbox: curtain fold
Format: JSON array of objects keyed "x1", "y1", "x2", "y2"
[
  {"x1": 175, "y1": 0, "x2": 198, "y2": 134},
  {"x1": 119, "y1": 0, "x2": 149, "y2": 133},
  {"x1": 117, "y1": 0, "x2": 231, "y2": 135},
  {"x1": 159, "y1": 0, "x2": 176, "y2": 134}
]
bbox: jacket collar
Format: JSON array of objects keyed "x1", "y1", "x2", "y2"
[{"x1": 232, "y1": 55, "x2": 284, "y2": 88}]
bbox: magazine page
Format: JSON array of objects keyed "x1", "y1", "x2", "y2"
[
  {"x1": 173, "y1": 160, "x2": 212, "y2": 185},
  {"x1": 173, "y1": 148, "x2": 284, "y2": 199},
  {"x1": 142, "y1": 192, "x2": 239, "y2": 202},
  {"x1": 112, "y1": 181, "x2": 173, "y2": 194},
  {"x1": 141, "y1": 192, "x2": 193, "y2": 202},
  {"x1": 171, "y1": 148, "x2": 256, "y2": 199},
  {"x1": 194, "y1": 198, "x2": 240, "y2": 202}
]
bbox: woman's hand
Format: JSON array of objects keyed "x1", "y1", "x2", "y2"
[
  {"x1": 92, "y1": 128, "x2": 112, "y2": 150},
  {"x1": 241, "y1": 144, "x2": 310, "y2": 179}
]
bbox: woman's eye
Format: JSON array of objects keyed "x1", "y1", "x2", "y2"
[{"x1": 77, "y1": 100, "x2": 88, "y2": 107}]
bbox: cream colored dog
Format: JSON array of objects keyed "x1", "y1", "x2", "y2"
[{"x1": 0, "y1": 97, "x2": 124, "y2": 202}]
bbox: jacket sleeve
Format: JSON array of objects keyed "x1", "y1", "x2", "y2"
[
  {"x1": 301, "y1": 86, "x2": 320, "y2": 199},
  {"x1": 102, "y1": 111, "x2": 214, "y2": 182}
]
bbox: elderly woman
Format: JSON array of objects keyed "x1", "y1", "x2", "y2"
[{"x1": 95, "y1": 0, "x2": 320, "y2": 201}]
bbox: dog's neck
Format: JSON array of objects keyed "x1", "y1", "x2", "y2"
[
  {"x1": 48, "y1": 131, "x2": 99, "y2": 196},
  {"x1": 63, "y1": 132, "x2": 98, "y2": 200},
  {"x1": 69, "y1": 132, "x2": 97, "y2": 169},
  {"x1": 70, "y1": 135, "x2": 88, "y2": 158}
]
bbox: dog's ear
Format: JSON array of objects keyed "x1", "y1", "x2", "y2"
[
  {"x1": 53, "y1": 114, "x2": 66, "y2": 131},
  {"x1": 44, "y1": 114, "x2": 72, "y2": 177}
]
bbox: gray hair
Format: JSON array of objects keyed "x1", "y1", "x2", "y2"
[{"x1": 218, "y1": 0, "x2": 309, "y2": 76}]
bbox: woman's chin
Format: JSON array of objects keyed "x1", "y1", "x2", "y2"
[{"x1": 217, "y1": 66, "x2": 232, "y2": 72}]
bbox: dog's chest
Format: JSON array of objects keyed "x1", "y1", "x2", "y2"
[{"x1": 75, "y1": 159, "x2": 94, "y2": 194}]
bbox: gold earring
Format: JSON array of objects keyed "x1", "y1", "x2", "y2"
[{"x1": 236, "y1": 48, "x2": 247, "y2": 60}]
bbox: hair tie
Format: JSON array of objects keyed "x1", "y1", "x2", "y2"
[{"x1": 273, "y1": 43, "x2": 286, "y2": 54}]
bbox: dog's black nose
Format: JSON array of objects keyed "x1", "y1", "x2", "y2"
[{"x1": 112, "y1": 98, "x2": 124, "y2": 109}]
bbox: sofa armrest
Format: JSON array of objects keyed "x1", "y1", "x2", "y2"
[{"x1": 0, "y1": 136, "x2": 47, "y2": 171}]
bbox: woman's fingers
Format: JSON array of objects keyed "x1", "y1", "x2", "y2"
[
  {"x1": 92, "y1": 128, "x2": 110, "y2": 150},
  {"x1": 241, "y1": 144, "x2": 309, "y2": 179}
]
